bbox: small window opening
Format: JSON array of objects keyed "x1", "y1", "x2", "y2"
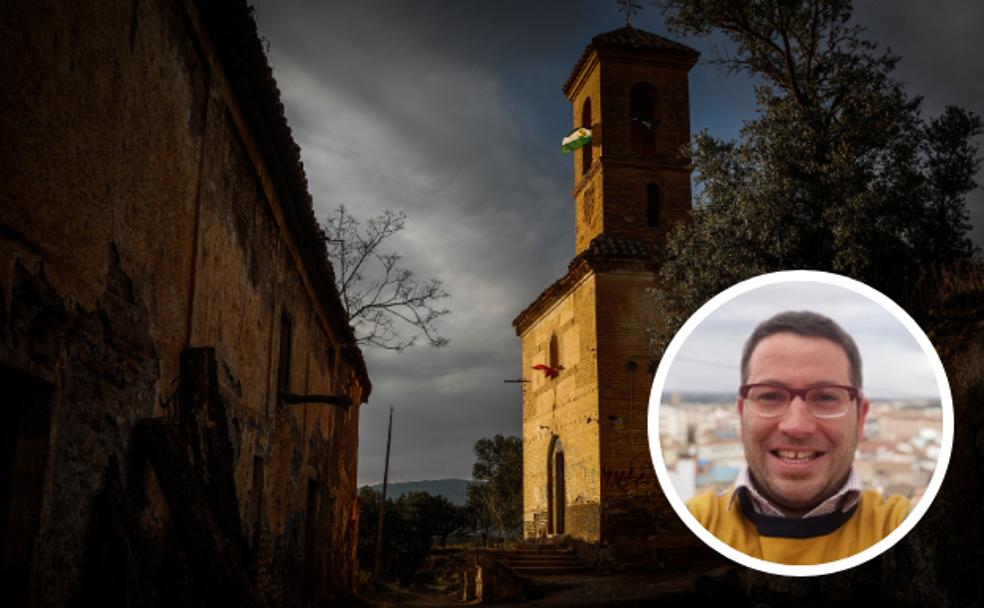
[
  {"x1": 277, "y1": 311, "x2": 293, "y2": 396},
  {"x1": 581, "y1": 98, "x2": 593, "y2": 174},
  {"x1": 303, "y1": 479, "x2": 319, "y2": 604},
  {"x1": 326, "y1": 344, "x2": 337, "y2": 388},
  {"x1": 646, "y1": 183, "x2": 661, "y2": 227},
  {"x1": 630, "y1": 83, "x2": 658, "y2": 156}
]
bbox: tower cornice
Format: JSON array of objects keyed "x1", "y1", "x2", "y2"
[
  {"x1": 513, "y1": 235, "x2": 661, "y2": 335},
  {"x1": 563, "y1": 25, "x2": 699, "y2": 97}
]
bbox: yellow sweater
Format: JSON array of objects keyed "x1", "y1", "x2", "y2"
[{"x1": 687, "y1": 488, "x2": 910, "y2": 565}]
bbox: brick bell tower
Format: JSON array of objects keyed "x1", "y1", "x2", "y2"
[
  {"x1": 514, "y1": 26, "x2": 699, "y2": 563},
  {"x1": 567, "y1": 27, "x2": 697, "y2": 255}
]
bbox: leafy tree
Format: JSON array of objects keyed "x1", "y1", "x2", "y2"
[
  {"x1": 323, "y1": 205, "x2": 450, "y2": 351},
  {"x1": 357, "y1": 487, "x2": 466, "y2": 580},
  {"x1": 462, "y1": 484, "x2": 494, "y2": 539},
  {"x1": 395, "y1": 491, "x2": 467, "y2": 547},
  {"x1": 357, "y1": 485, "x2": 382, "y2": 573},
  {"x1": 466, "y1": 435, "x2": 522, "y2": 541},
  {"x1": 648, "y1": 0, "x2": 982, "y2": 354}
]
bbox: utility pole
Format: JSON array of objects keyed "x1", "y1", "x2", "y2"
[{"x1": 373, "y1": 406, "x2": 393, "y2": 578}]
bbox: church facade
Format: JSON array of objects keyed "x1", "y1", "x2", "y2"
[{"x1": 514, "y1": 26, "x2": 700, "y2": 560}]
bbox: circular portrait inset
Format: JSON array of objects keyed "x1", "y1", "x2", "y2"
[{"x1": 647, "y1": 271, "x2": 953, "y2": 576}]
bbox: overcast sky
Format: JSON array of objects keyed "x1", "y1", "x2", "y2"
[
  {"x1": 251, "y1": 1, "x2": 984, "y2": 486},
  {"x1": 659, "y1": 280, "x2": 941, "y2": 400}
]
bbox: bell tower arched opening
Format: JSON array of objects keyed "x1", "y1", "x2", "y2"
[
  {"x1": 646, "y1": 183, "x2": 661, "y2": 227},
  {"x1": 581, "y1": 98, "x2": 593, "y2": 174},
  {"x1": 630, "y1": 82, "x2": 658, "y2": 156}
]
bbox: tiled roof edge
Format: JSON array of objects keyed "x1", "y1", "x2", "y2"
[
  {"x1": 513, "y1": 235, "x2": 660, "y2": 334},
  {"x1": 562, "y1": 25, "x2": 700, "y2": 96},
  {"x1": 195, "y1": 0, "x2": 371, "y2": 401}
]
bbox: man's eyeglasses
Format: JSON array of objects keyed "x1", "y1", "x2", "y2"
[{"x1": 739, "y1": 383, "x2": 861, "y2": 419}]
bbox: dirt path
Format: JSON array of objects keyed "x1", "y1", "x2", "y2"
[{"x1": 362, "y1": 563, "x2": 731, "y2": 607}]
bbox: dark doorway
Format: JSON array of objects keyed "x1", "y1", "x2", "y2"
[
  {"x1": 547, "y1": 437, "x2": 566, "y2": 535},
  {"x1": 303, "y1": 478, "x2": 319, "y2": 605},
  {"x1": 250, "y1": 457, "x2": 264, "y2": 552},
  {"x1": 277, "y1": 311, "x2": 293, "y2": 399},
  {"x1": 0, "y1": 364, "x2": 53, "y2": 606}
]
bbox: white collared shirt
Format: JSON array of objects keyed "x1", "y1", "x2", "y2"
[{"x1": 728, "y1": 465, "x2": 862, "y2": 518}]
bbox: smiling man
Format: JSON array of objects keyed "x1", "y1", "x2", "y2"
[{"x1": 686, "y1": 311, "x2": 910, "y2": 565}]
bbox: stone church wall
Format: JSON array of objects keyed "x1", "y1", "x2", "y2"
[
  {"x1": 521, "y1": 274, "x2": 601, "y2": 541},
  {"x1": 519, "y1": 27, "x2": 700, "y2": 563},
  {"x1": 0, "y1": 1, "x2": 366, "y2": 605}
]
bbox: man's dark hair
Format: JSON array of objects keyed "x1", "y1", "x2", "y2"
[{"x1": 740, "y1": 311, "x2": 862, "y2": 388}]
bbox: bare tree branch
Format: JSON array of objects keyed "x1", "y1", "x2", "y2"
[{"x1": 322, "y1": 205, "x2": 450, "y2": 352}]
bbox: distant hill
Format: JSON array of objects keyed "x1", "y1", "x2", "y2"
[{"x1": 368, "y1": 478, "x2": 470, "y2": 506}]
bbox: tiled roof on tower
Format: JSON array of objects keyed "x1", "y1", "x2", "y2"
[
  {"x1": 563, "y1": 25, "x2": 700, "y2": 95},
  {"x1": 584, "y1": 234, "x2": 659, "y2": 259}
]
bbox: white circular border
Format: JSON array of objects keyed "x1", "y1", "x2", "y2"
[{"x1": 647, "y1": 270, "x2": 954, "y2": 577}]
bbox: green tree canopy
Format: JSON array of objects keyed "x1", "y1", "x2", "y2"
[
  {"x1": 357, "y1": 487, "x2": 466, "y2": 580},
  {"x1": 649, "y1": 0, "x2": 982, "y2": 353},
  {"x1": 395, "y1": 491, "x2": 466, "y2": 547}
]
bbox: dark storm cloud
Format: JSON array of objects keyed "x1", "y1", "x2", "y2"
[
  {"x1": 852, "y1": 0, "x2": 984, "y2": 250},
  {"x1": 251, "y1": 1, "x2": 614, "y2": 484},
  {"x1": 252, "y1": 1, "x2": 984, "y2": 484}
]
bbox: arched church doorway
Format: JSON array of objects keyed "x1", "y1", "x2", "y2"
[{"x1": 547, "y1": 436, "x2": 565, "y2": 535}]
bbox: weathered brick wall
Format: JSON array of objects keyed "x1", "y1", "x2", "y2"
[
  {"x1": 0, "y1": 0, "x2": 364, "y2": 604},
  {"x1": 567, "y1": 52, "x2": 604, "y2": 255},
  {"x1": 518, "y1": 267, "x2": 698, "y2": 558},
  {"x1": 0, "y1": 0, "x2": 204, "y2": 389},
  {"x1": 521, "y1": 274, "x2": 601, "y2": 541},
  {"x1": 520, "y1": 33, "x2": 700, "y2": 562},
  {"x1": 594, "y1": 272, "x2": 696, "y2": 558}
]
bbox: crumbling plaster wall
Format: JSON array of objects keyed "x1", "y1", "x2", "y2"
[
  {"x1": 1, "y1": 0, "x2": 363, "y2": 604},
  {"x1": 521, "y1": 273, "x2": 600, "y2": 541}
]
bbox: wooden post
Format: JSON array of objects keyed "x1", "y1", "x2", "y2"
[{"x1": 373, "y1": 406, "x2": 393, "y2": 578}]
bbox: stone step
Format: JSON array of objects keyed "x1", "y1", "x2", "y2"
[
  {"x1": 515, "y1": 547, "x2": 572, "y2": 554},
  {"x1": 499, "y1": 555, "x2": 581, "y2": 562},
  {"x1": 503, "y1": 553, "x2": 581, "y2": 560},
  {"x1": 498, "y1": 549, "x2": 577, "y2": 558},
  {"x1": 504, "y1": 558, "x2": 583, "y2": 568},
  {"x1": 508, "y1": 564, "x2": 587, "y2": 576},
  {"x1": 498, "y1": 544, "x2": 588, "y2": 578},
  {"x1": 503, "y1": 557, "x2": 581, "y2": 565},
  {"x1": 517, "y1": 545, "x2": 571, "y2": 552}
]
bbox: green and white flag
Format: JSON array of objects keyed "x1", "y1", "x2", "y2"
[{"x1": 561, "y1": 127, "x2": 592, "y2": 153}]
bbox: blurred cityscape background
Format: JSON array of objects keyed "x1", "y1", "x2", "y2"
[
  {"x1": 659, "y1": 392, "x2": 943, "y2": 505},
  {"x1": 650, "y1": 281, "x2": 945, "y2": 507}
]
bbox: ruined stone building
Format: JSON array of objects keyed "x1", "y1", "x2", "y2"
[
  {"x1": 1, "y1": 1, "x2": 370, "y2": 605},
  {"x1": 513, "y1": 27, "x2": 701, "y2": 563}
]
